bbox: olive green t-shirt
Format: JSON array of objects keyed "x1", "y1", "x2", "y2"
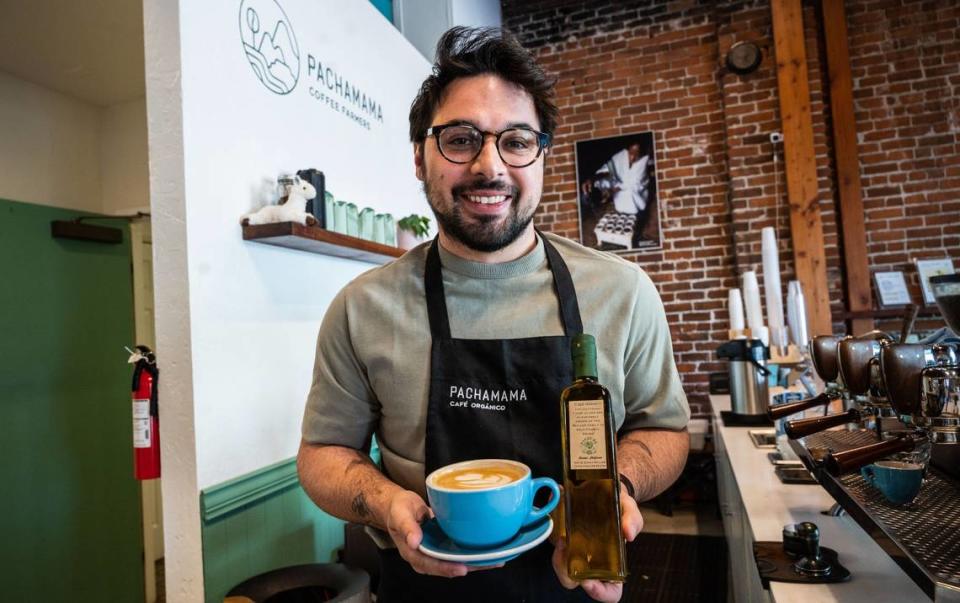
[{"x1": 302, "y1": 232, "x2": 689, "y2": 497}]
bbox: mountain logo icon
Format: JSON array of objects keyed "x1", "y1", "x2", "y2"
[{"x1": 239, "y1": 0, "x2": 300, "y2": 95}]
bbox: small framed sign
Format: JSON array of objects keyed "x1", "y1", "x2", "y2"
[
  {"x1": 915, "y1": 258, "x2": 956, "y2": 305},
  {"x1": 873, "y1": 271, "x2": 912, "y2": 308}
]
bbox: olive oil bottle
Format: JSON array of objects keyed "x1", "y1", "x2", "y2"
[{"x1": 560, "y1": 333, "x2": 627, "y2": 581}]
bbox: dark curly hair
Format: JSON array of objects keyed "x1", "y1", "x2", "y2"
[{"x1": 408, "y1": 26, "x2": 559, "y2": 144}]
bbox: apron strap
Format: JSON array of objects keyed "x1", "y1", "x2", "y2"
[
  {"x1": 424, "y1": 233, "x2": 583, "y2": 339},
  {"x1": 541, "y1": 234, "x2": 583, "y2": 337},
  {"x1": 424, "y1": 237, "x2": 451, "y2": 339}
]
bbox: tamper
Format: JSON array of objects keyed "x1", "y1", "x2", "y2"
[{"x1": 792, "y1": 522, "x2": 832, "y2": 577}]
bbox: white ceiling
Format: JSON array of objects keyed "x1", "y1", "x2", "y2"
[{"x1": 0, "y1": 0, "x2": 145, "y2": 106}]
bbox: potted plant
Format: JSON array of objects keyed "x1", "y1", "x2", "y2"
[{"x1": 396, "y1": 214, "x2": 431, "y2": 250}]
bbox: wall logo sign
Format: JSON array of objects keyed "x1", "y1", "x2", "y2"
[
  {"x1": 237, "y1": 0, "x2": 385, "y2": 130},
  {"x1": 239, "y1": 0, "x2": 300, "y2": 95}
]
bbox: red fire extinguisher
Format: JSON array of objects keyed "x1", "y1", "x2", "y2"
[{"x1": 129, "y1": 345, "x2": 161, "y2": 480}]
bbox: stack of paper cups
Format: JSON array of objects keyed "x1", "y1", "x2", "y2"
[
  {"x1": 761, "y1": 227, "x2": 787, "y2": 350},
  {"x1": 787, "y1": 280, "x2": 809, "y2": 348},
  {"x1": 741, "y1": 270, "x2": 768, "y2": 345},
  {"x1": 728, "y1": 288, "x2": 745, "y2": 338}
]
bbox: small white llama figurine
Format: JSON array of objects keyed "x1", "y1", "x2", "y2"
[{"x1": 241, "y1": 176, "x2": 318, "y2": 226}]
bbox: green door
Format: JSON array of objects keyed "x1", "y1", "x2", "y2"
[{"x1": 0, "y1": 198, "x2": 145, "y2": 601}]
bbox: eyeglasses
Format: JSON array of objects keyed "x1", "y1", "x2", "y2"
[{"x1": 425, "y1": 123, "x2": 552, "y2": 168}]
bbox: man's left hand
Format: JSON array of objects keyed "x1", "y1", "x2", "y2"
[{"x1": 551, "y1": 484, "x2": 644, "y2": 602}]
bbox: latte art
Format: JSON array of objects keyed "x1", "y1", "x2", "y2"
[
  {"x1": 433, "y1": 463, "x2": 526, "y2": 490},
  {"x1": 452, "y1": 471, "x2": 513, "y2": 488}
]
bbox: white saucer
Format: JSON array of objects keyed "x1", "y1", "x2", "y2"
[{"x1": 418, "y1": 517, "x2": 553, "y2": 565}]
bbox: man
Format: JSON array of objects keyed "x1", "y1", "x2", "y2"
[
  {"x1": 582, "y1": 140, "x2": 653, "y2": 248},
  {"x1": 606, "y1": 141, "x2": 651, "y2": 217},
  {"x1": 580, "y1": 142, "x2": 651, "y2": 213},
  {"x1": 298, "y1": 27, "x2": 689, "y2": 603}
]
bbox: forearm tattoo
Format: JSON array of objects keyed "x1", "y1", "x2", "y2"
[
  {"x1": 351, "y1": 491, "x2": 371, "y2": 518},
  {"x1": 346, "y1": 454, "x2": 379, "y2": 521}
]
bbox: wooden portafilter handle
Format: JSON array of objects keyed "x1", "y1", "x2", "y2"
[
  {"x1": 768, "y1": 391, "x2": 841, "y2": 421},
  {"x1": 823, "y1": 435, "x2": 915, "y2": 476},
  {"x1": 784, "y1": 409, "x2": 861, "y2": 440}
]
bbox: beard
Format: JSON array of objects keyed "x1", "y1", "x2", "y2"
[{"x1": 423, "y1": 176, "x2": 534, "y2": 253}]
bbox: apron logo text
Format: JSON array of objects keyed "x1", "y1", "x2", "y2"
[
  {"x1": 448, "y1": 386, "x2": 528, "y2": 402},
  {"x1": 446, "y1": 386, "x2": 527, "y2": 412},
  {"x1": 449, "y1": 400, "x2": 507, "y2": 411}
]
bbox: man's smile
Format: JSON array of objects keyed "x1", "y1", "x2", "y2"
[
  {"x1": 463, "y1": 193, "x2": 510, "y2": 205},
  {"x1": 457, "y1": 189, "x2": 514, "y2": 215}
]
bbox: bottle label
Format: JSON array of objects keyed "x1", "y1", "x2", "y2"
[{"x1": 568, "y1": 399, "x2": 607, "y2": 470}]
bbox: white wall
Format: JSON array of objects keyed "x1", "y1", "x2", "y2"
[
  {"x1": 100, "y1": 99, "x2": 150, "y2": 215},
  {"x1": 145, "y1": 1, "x2": 431, "y2": 599},
  {"x1": 179, "y1": 0, "x2": 430, "y2": 489},
  {"x1": 451, "y1": 0, "x2": 502, "y2": 32},
  {"x1": 0, "y1": 72, "x2": 101, "y2": 212},
  {"x1": 394, "y1": 0, "x2": 501, "y2": 61},
  {"x1": 0, "y1": 71, "x2": 149, "y2": 216}
]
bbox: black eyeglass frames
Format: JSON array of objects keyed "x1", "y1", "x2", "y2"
[{"x1": 424, "y1": 123, "x2": 552, "y2": 168}]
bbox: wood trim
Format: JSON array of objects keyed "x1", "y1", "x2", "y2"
[
  {"x1": 770, "y1": 0, "x2": 833, "y2": 337},
  {"x1": 821, "y1": 0, "x2": 874, "y2": 336},
  {"x1": 200, "y1": 457, "x2": 300, "y2": 523}
]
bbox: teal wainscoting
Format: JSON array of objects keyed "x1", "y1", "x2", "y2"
[{"x1": 201, "y1": 458, "x2": 346, "y2": 603}]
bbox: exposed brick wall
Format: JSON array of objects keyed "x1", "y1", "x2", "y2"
[
  {"x1": 502, "y1": 0, "x2": 960, "y2": 418},
  {"x1": 846, "y1": 1, "x2": 960, "y2": 334}
]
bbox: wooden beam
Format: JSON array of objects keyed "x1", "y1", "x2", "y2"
[
  {"x1": 821, "y1": 0, "x2": 874, "y2": 336},
  {"x1": 770, "y1": 0, "x2": 833, "y2": 337}
]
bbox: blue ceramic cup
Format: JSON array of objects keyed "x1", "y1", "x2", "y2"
[
  {"x1": 861, "y1": 460, "x2": 924, "y2": 505},
  {"x1": 426, "y1": 459, "x2": 561, "y2": 549}
]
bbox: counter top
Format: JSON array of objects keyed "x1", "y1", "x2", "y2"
[{"x1": 711, "y1": 394, "x2": 927, "y2": 602}]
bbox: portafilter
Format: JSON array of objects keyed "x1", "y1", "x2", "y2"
[
  {"x1": 782, "y1": 333, "x2": 897, "y2": 439},
  {"x1": 820, "y1": 343, "x2": 958, "y2": 476}
]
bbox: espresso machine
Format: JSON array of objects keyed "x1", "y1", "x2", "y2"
[
  {"x1": 817, "y1": 340, "x2": 956, "y2": 476},
  {"x1": 766, "y1": 334, "x2": 848, "y2": 423},
  {"x1": 768, "y1": 332, "x2": 902, "y2": 441},
  {"x1": 776, "y1": 278, "x2": 960, "y2": 601}
]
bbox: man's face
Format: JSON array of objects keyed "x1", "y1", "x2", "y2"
[
  {"x1": 415, "y1": 74, "x2": 545, "y2": 253},
  {"x1": 627, "y1": 143, "x2": 641, "y2": 163}
]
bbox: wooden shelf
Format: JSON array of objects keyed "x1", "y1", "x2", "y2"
[
  {"x1": 842, "y1": 307, "x2": 941, "y2": 320},
  {"x1": 242, "y1": 222, "x2": 404, "y2": 264}
]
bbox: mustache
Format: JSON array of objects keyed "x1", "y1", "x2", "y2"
[{"x1": 451, "y1": 180, "x2": 519, "y2": 198}]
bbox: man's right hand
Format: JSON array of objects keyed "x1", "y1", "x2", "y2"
[{"x1": 385, "y1": 490, "x2": 503, "y2": 578}]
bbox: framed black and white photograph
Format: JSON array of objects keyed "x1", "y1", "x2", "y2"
[
  {"x1": 916, "y1": 258, "x2": 956, "y2": 305},
  {"x1": 873, "y1": 271, "x2": 911, "y2": 308},
  {"x1": 575, "y1": 132, "x2": 661, "y2": 252}
]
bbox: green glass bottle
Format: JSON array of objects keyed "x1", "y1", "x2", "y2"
[{"x1": 560, "y1": 333, "x2": 627, "y2": 582}]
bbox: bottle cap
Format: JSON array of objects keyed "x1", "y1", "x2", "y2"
[
  {"x1": 572, "y1": 333, "x2": 595, "y2": 355},
  {"x1": 572, "y1": 334, "x2": 597, "y2": 378}
]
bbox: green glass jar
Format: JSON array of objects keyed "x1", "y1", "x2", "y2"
[
  {"x1": 324, "y1": 191, "x2": 336, "y2": 231},
  {"x1": 345, "y1": 203, "x2": 359, "y2": 237},
  {"x1": 359, "y1": 207, "x2": 376, "y2": 241},
  {"x1": 332, "y1": 201, "x2": 348, "y2": 234},
  {"x1": 382, "y1": 212, "x2": 396, "y2": 246}
]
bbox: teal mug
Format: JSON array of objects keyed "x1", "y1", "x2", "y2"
[
  {"x1": 861, "y1": 460, "x2": 923, "y2": 504},
  {"x1": 426, "y1": 459, "x2": 560, "y2": 549}
]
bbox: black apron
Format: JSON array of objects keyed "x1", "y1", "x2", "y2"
[{"x1": 378, "y1": 235, "x2": 593, "y2": 603}]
